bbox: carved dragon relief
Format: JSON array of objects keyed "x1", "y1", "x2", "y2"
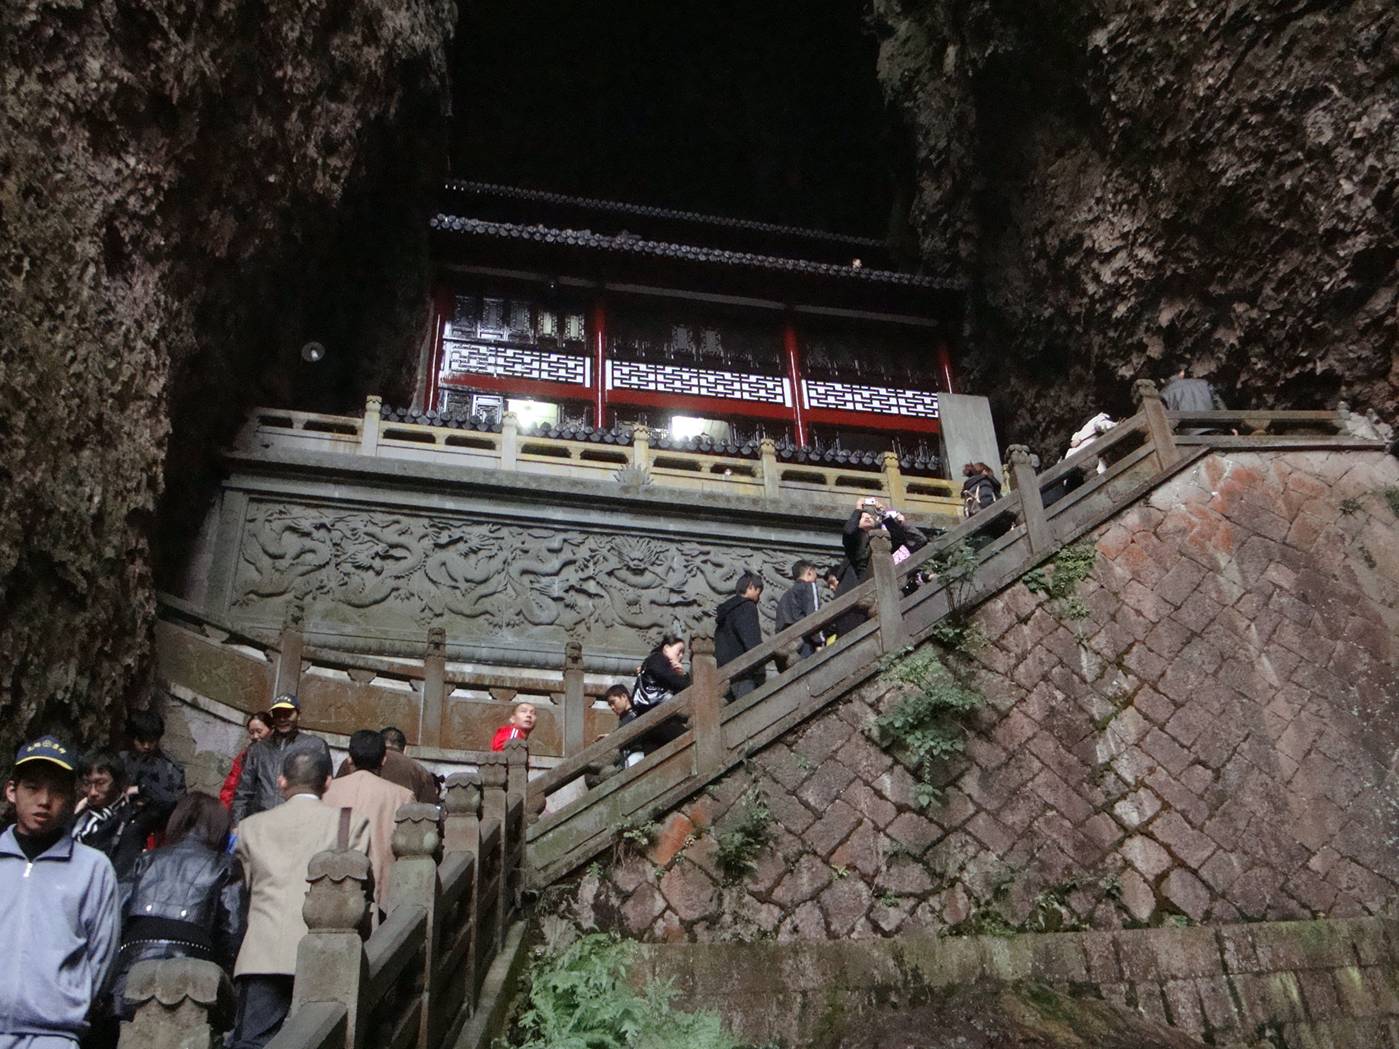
[{"x1": 231, "y1": 503, "x2": 820, "y2": 651}]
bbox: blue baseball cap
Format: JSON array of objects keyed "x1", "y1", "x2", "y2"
[
  {"x1": 270, "y1": 693, "x2": 301, "y2": 712},
  {"x1": 13, "y1": 735, "x2": 76, "y2": 773}
]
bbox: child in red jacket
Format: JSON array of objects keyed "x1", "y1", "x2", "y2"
[{"x1": 491, "y1": 703, "x2": 537, "y2": 751}]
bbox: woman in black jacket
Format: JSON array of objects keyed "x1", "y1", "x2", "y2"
[
  {"x1": 960, "y1": 462, "x2": 1012, "y2": 547},
  {"x1": 109, "y1": 791, "x2": 247, "y2": 1020},
  {"x1": 630, "y1": 632, "x2": 692, "y2": 755}
]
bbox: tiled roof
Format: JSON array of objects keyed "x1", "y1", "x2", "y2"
[
  {"x1": 430, "y1": 214, "x2": 966, "y2": 291},
  {"x1": 444, "y1": 180, "x2": 888, "y2": 250}
]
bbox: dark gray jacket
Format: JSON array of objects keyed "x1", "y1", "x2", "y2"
[
  {"x1": 1161, "y1": 376, "x2": 1226, "y2": 413},
  {"x1": 231, "y1": 730, "x2": 331, "y2": 822}
]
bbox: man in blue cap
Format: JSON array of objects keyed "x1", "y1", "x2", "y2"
[
  {"x1": 0, "y1": 735, "x2": 120, "y2": 1048},
  {"x1": 231, "y1": 694, "x2": 332, "y2": 823}
]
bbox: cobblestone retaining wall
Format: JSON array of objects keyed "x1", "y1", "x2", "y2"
[
  {"x1": 633, "y1": 917, "x2": 1399, "y2": 1049},
  {"x1": 572, "y1": 451, "x2": 1399, "y2": 942}
]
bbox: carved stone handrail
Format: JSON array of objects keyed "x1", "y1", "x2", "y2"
[
  {"x1": 230, "y1": 760, "x2": 524, "y2": 1049},
  {"x1": 245, "y1": 397, "x2": 963, "y2": 515},
  {"x1": 522, "y1": 403, "x2": 1391, "y2": 884}
]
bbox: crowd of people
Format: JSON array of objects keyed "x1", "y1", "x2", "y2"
[{"x1": 0, "y1": 699, "x2": 439, "y2": 1049}]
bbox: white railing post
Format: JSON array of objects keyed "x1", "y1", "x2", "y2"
[
  {"x1": 760, "y1": 438, "x2": 780, "y2": 499},
  {"x1": 501, "y1": 412, "x2": 519, "y2": 470},
  {"x1": 360, "y1": 396, "x2": 382, "y2": 456},
  {"x1": 631, "y1": 423, "x2": 651, "y2": 472}
]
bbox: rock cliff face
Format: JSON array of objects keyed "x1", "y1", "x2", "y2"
[
  {"x1": 0, "y1": 0, "x2": 454, "y2": 757},
  {"x1": 871, "y1": 0, "x2": 1398, "y2": 450}
]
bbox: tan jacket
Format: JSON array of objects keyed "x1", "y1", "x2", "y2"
[
  {"x1": 335, "y1": 748, "x2": 438, "y2": 804},
  {"x1": 322, "y1": 770, "x2": 414, "y2": 908},
  {"x1": 234, "y1": 794, "x2": 371, "y2": 977}
]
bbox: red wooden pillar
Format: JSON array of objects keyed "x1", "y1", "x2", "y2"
[
  {"x1": 424, "y1": 284, "x2": 453, "y2": 413},
  {"x1": 592, "y1": 297, "x2": 608, "y2": 428},
  {"x1": 936, "y1": 339, "x2": 956, "y2": 394},
  {"x1": 783, "y1": 315, "x2": 808, "y2": 448}
]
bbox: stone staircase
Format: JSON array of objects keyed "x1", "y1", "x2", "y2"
[{"x1": 520, "y1": 389, "x2": 1389, "y2": 888}]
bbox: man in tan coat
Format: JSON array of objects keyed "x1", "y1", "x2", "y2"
[
  {"x1": 230, "y1": 748, "x2": 371, "y2": 1049},
  {"x1": 333, "y1": 725, "x2": 438, "y2": 804},
  {"x1": 324, "y1": 729, "x2": 414, "y2": 912}
]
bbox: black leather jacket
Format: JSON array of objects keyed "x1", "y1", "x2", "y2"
[{"x1": 109, "y1": 839, "x2": 246, "y2": 1017}]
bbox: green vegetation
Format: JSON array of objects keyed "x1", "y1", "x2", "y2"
[
  {"x1": 929, "y1": 615, "x2": 987, "y2": 654},
  {"x1": 616, "y1": 818, "x2": 657, "y2": 856},
  {"x1": 1383, "y1": 486, "x2": 1399, "y2": 518},
  {"x1": 514, "y1": 931, "x2": 741, "y2": 1049},
  {"x1": 930, "y1": 540, "x2": 979, "y2": 609},
  {"x1": 714, "y1": 790, "x2": 774, "y2": 883},
  {"x1": 869, "y1": 647, "x2": 984, "y2": 808},
  {"x1": 945, "y1": 880, "x2": 1088, "y2": 938},
  {"x1": 1021, "y1": 541, "x2": 1097, "y2": 620},
  {"x1": 1339, "y1": 496, "x2": 1363, "y2": 516}
]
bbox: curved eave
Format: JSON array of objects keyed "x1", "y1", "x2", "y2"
[{"x1": 429, "y1": 214, "x2": 967, "y2": 293}]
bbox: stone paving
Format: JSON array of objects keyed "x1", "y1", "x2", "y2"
[{"x1": 572, "y1": 451, "x2": 1399, "y2": 943}]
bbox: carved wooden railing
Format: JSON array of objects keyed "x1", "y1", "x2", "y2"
[
  {"x1": 118, "y1": 748, "x2": 529, "y2": 1049},
  {"x1": 241, "y1": 396, "x2": 964, "y2": 516},
  {"x1": 523, "y1": 388, "x2": 1385, "y2": 884}
]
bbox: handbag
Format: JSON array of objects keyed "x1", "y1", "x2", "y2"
[{"x1": 630, "y1": 669, "x2": 671, "y2": 713}]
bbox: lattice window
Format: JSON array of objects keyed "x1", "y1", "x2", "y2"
[
  {"x1": 443, "y1": 342, "x2": 590, "y2": 386},
  {"x1": 607, "y1": 361, "x2": 791, "y2": 406},
  {"x1": 801, "y1": 380, "x2": 940, "y2": 418}
]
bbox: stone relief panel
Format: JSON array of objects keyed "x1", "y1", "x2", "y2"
[{"x1": 230, "y1": 502, "x2": 822, "y2": 656}]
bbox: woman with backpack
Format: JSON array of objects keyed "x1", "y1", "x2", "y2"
[
  {"x1": 629, "y1": 632, "x2": 692, "y2": 756},
  {"x1": 960, "y1": 462, "x2": 1002, "y2": 516},
  {"x1": 961, "y1": 462, "x2": 1013, "y2": 548}
]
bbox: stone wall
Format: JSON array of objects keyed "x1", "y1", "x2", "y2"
[
  {"x1": 181, "y1": 447, "x2": 866, "y2": 672},
  {"x1": 1, "y1": 0, "x2": 454, "y2": 759},
  {"x1": 634, "y1": 917, "x2": 1399, "y2": 1049},
  {"x1": 869, "y1": 0, "x2": 1398, "y2": 451},
  {"x1": 572, "y1": 450, "x2": 1399, "y2": 942}
]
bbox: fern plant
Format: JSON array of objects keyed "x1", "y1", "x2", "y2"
[
  {"x1": 516, "y1": 933, "x2": 740, "y2": 1049},
  {"x1": 1021, "y1": 541, "x2": 1097, "y2": 620},
  {"x1": 869, "y1": 647, "x2": 983, "y2": 807},
  {"x1": 714, "y1": 790, "x2": 774, "y2": 883}
]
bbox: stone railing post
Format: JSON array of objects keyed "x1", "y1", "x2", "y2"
[
  {"x1": 881, "y1": 451, "x2": 906, "y2": 506},
  {"x1": 759, "y1": 438, "x2": 780, "y2": 499},
  {"x1": 478, "y1": 757, "x2": 510, "y2": 950},
  {"x1": 630, "y1": 423, "x2": 651, "y2": 472},
  {"x1": 419, "y1": 627, "x2": 446, "y2": 750},
  {"x1": 562, "y1": 640, "x2": 586, "y2": 756},
  {"x1": 360, "y1": 395, "x2": 383, "y2": 456},
  {"x1": 118, "y1": 959, "x2": 234, "y2": 1049},
  {"x1": 442, "y1": 773, "x2": 481, "y2": 855},
  {"x1": 500, "y1": 411, "x2": 519, "y2": 470},
  {"x1": 868, "y1": 530, "x2": 905, "y2": 652},
  {"x1": 388, "y1": 804, "x2": 442, "y2": 1049},
  {"x1": 503, "y1": 739, "x2": 528, "y2": 803},
  {"x1": 1133, "y1": 378, "x2": 1180, "y2": 467},
  {"x1": 291, "y1": 849, "x2": 372, "y2": 1049},
  {"x1": 689, "y1": 634, "x2": 724, "y2": 775},
  {"x1": 441, "y1": 772, "x2": 481, "y2": 1011},
  {"x1": 273, "y1": 596, "x2": 305, "y2": 703},
  {"x1": 1007, "y1": 445, "x2": 1053, "y2": 554}
]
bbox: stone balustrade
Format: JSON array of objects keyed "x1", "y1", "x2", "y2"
[
  {"x1": 520, "y1": 399, "x2": 1387, "y2": 884},
  {"x1": 242, "y1": 396, "x2": 964, "y2": 516},
  {"x1": 118, "y1": 747, "x2": 528, "y2": 1049}
]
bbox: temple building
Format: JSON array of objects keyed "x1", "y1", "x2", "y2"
[
  {"x1": 159, "y1": 184, "x2": 1001, "y2": 776},
  {"x1": 416, "y1": 181, "x2": 996, "y2": 490}
]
